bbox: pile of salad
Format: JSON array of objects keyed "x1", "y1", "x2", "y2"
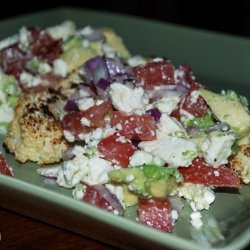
[{"x1": 0, "y1": 20, "x2": 249, "y2": 234}]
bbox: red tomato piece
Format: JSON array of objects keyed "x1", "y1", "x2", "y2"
[
  {"x1": 98, "y1": 134, "x2": 136, "y2": 167},
  {"x1": 0, "y1": 44, "x2": 26, "y2": 79},
  {"x1": 138, "y1": 197, "x2": 173, "y2": 233},
  {"x1": 61, "y1": 111, "x2": 91, "y2": 136},
  {"x1": 29, "y1": 27, "x2": 62, "y2": 64},
  {"x1": 133, "y1": 61, "x2": 175, "y2": 90},
  {"x1": 0, "y1": 154, "x2": 13, "y2": 177},
  {"x1": 80, "y1": 182, "x2": 123, "y2": 214},
  {"x1": 110, "y1": 111, "x2": 156, "y2": 141},
  {"x1": 171, "y1": 82, "x2": 209, "y2": 119},
  {"x1": 84, "y1": 101, "x2": 113, "y2": 128},
  {"x1": 179, "y1": 157, "x2": 240, "y2": 187}
]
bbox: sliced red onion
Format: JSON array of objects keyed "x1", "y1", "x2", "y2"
[
  {"x1": 148, "y1": 85, "x2": 184, "y2": 100},
  {"x1": 85, "y1": 56, "x2": 103, "y2": 71},
  {"x1": 93, "y1": 184, "x2": 124, "y2": 215},
  {"x1": 204, "y1": 122, "x2": 230, "y2": 133},
  {"x1": 43, "y1": 176, "x2": 57, "y2": 185},
  {"x1": 96, "y1": 78, "x2": 111, "y2": 91},
  {"x1": 64, "y1": 99, "x2": 79, "y2": 112},
  {"x1": 84, "y1": 56, "x2": 109, "y2": 85},
  {"x1": 146, "y1": 108, "x2": 162, "y2": 121},
  {"x1": 62, "y1": 148, "x2": 76, "y2": 161},
  {"x1": 79, "y1": 83, "x2": 97, "y2": 97}
]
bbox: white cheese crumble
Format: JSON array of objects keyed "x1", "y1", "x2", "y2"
[
  {"x1": 57, "y1": 154, "x2": 89, "y2": 188},
  {"x1": 129, "y1": 150, "x2": 153, "y2": 167},
  {"x1": 47, "y1": 20, "x2": 76, "y2": 41},
  {"x1": 0, "y1": 34, "x2": 18, "y2": 51},
  {"x1": 37, "y1": 165, "x2": 61, "y2": 178},
  {"x1": 106, "y1": 183, "x2": 125, "y2": 208},
  {"x1": 81, "y1": 117, "x2": 91, "y2": 127},
  {"x1": 19, "y1": 27, "x2": 30, "y2": 51},
  {"x1": 53, "y1": 58, "x2": 68, "y2": 77},
  {"x1": 83, "y1": 157, "x2": 112, "y2": 185},
  {"x1": 63, "y1": 130, "x2": 75, "y2": 142},
  {"x1": 77, "y1": 97, "x2": 95, "y2": 111},
  {"x1": 139, "y1": 134, "x2": 198, "y2": 167},
  {"x1": 190, "y1": 212, "x2": 203, "y2": 229},
  {"x1": 201, "y1": 131, "x2": 236, "y2": 168},
  {"x1": 19, "y1": 71, "x2": 41, "y2": 87},
  {"x1": 109, "y1": 82, "x2": 148, "y2": 113},
  {"x1": 127, "y1": 55, "x2": 146, "y2": 67},
  {"x1": 157, "y1": 113, "x2": 186, "y2": 137},
  {"x1": 153, "y1": 94, "x2": 180, "y2": 115},
  {"x1": 178, "y1": 183, "x2": 215, "y2": 211}
]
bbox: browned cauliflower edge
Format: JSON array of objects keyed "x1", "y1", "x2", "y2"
[
  {"x1": 230, "y1": 144, "x2": 250, "y2": 184},
  {"x1": 4, "y1": 91, "x2": 69, "y2": 165}
]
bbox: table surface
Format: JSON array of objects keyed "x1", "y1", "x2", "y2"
[{"x1": 0, "y1": 207, "x2": 116, "y2": 249}]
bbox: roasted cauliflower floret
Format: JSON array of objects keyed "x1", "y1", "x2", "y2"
[
  {"x1": 4, "y1": 91, "x2": 69, "y2": 164},
  {"x1": 230, "y1": 144, "x2": 250, "y2": 184}
]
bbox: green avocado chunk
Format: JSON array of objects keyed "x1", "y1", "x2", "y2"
[
  {"x1": 199, "y1": 89, "x2": 250, "y2": 138},
  {"x1": 108, "y1": 165, "x2": 183, "y2": 199}
]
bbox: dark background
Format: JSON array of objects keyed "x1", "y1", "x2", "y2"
[{"x1": 1, "y1": 1, "x2": 250, "y2": 39}]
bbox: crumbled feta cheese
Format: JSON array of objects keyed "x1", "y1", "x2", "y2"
[
  {"x1": 127, "y1": 56, "x2": 146, "y2": 67},
  {"x1": 129, "y1": 150, "x2": 153, "y2": 167},
  {"x1": 57, "y1": 154, "x2": 89, "y2": 188},
  {"x1": 178, "y1": 183, "x2": 215, "y2": 211},
  {"x1": 171, "y1": 210, "x2": 179, "y2": 221},
  {"x1": 19, "y1": 27, "x2": 30, "y2": 50},
  {"x1": 0, "y1": 34, "x2": 18, "y2": 51},
  {"x1": 37, "y1": 165, "x2": 61, "y2": 177},
  {"x1": 53, "y1": 59, "x2": 68, "y2": 77},
  {"x1": 139, "y1": 134, "x2": 198, "y2": 167},
  {"x1": 0, "y1": 102, "x2": 14, "y2": 124},
  {"x1": 19, "y1": 71, "x2": 41, "y2": 87},
  {"x1": 72, "y1": 145, "x2": 86, "y2": 155},
  {"x1": 153, "y1": 94, "x2": 180, "y2": 114},
  {"x1": 102, "y1": 44, "x2": 117, "y2": 58},
  {"x1": 201, "y1": 131, "x2": 236, "y2": 167},
  {"x1": 77, "y1": 97, "x2": 95, "y2": 111},
  {"x1": 63, "y1": 130, "x2": 75, "y2": 142},
  {"x1": 81, "y1": 117, "x2": 91, "y2": 127},
  {"x1": 47, "y1": 20, "x2": 76, "y2": 40},
  {"x1": 189, "y1": 90, "x2": 200, "y2": 104},
  {"x1": 38, "y1": 62, "x2": 52, "y2": 75},
  {"x1": 90, "y1": 128, "x2": 103, "y2": 141},
  {"x1": 84, "y1": 157, "x2": 112, "y2": 185},
  {"x1": 109, "y1": 82, "x2": 148, "y2": 113},
  {"x1": 158, "y1": 113, "x2": 186, "y2": 137},
  {"x1": 72, "y1": 183, "x2": 85, "y2": 200},
  {"x1": 190, "y1": 212, "x2": 203, "y2": 229}
]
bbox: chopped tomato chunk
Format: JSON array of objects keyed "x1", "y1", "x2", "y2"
[
  {"x1": 84, "y1": 101, "x2": 113, "y2": 128},
  {"x1": 138, "y1": 197, "x2": 173, "y2": 233},
  {"x1": 98, "y1": 134, "x2": 136, "y2": 167},
  {"x1": 110, "y1": 111, "x2": 156, "y2": 141},
  {"x1": 0, "y1": 154, "x2": 13, "y2": 177},
  {"x1": 133, "y1": 61, "x2": 175, "y2": 90},
  {"x1": 80, "y1": 182, "x2": 124, "y2": 214},
  {"x1": 179, "y1": 157, "x2": 240, "y2": 187},
  {"x1": 61, "y1": 111, "x2": 91, "y2": 136},
  {"x1": 29, "y1": 27, "x2": 62, "y2": 64}
]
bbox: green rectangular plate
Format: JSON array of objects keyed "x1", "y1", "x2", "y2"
[{"x1": 0, "y1": 7, "x2": 250, "y2": 250}]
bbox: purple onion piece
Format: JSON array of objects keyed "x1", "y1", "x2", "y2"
[
  {"x1": 146, "y1": 108, "x2": 162, "y2": 121},
  {"x1": 96, "y1": 78, "x2": 111, "y2": 91},
  {"x1": 43, "y1": 176, "x2": 57, "y2": 185},
  {"x1": 64, "y1": 99, "x2": 79, "y2": 112},
  {"x1": 62, "y1": 148, "x2": 76, "y2": 161},
  {"x1": 85, "y1": 56, "x2": 103, "y2": 71},
  {"x1": 93, "y1": 184, "x2": 124, "y2": 215}
]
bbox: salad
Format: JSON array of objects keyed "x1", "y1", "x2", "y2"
[{"x1": 0, "y1": 21, "x2": 249, "y2": 235}]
